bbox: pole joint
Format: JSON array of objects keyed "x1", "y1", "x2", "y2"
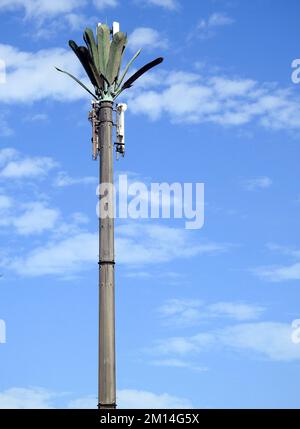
[
  {"x1": 98, "y1": 402, "x2": 117, "y2": 409},
  {"x1": 98, "y1": 260, "x2": 115, "y2": 265}
]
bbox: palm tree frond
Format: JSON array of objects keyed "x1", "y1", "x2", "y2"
[
  {"x1": 68, "y1": 40, "x2": 99, "y2": 88},
  {"x1": 121, "y1": 57, "x2": 164, "y2": 91},
  {"x1": 55, "y1": 67, "x2": 97, "y2": 99},
  {"x1": 116, "y1": 48, "x2": 142, "y2": 90},
  {"x1": 97, "y1": 24, "x2": 110, "y2": 77},
  {"x1": 83, "y1": 27, "x2": 100, "y2": 72},
  {"x1": 105, "y1": 31, "x2": 127, "y2": 85}
]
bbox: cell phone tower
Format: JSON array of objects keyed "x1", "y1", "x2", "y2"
[{"x1": 56, "y1": 21, "x2": 163, "y2": 409}]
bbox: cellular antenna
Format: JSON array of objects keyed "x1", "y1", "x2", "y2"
[{"x1": 115, "y1": 103, "x2": 127, "y2": 159}]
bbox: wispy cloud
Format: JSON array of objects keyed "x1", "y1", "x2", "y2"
[
  {"x1": 53, "y1": 171, "x2": 97, "y2": 187},
  {"x1": 0, "y1": 148, "x2": 18, "y2": 165},
  {"x1": 254, "y1": 244, "x2": 300, "y2": 282},
  {"x1": 158, "y1": 299, "x2": 265, "y2": 326},
  {"x1": 242, "y1": 176, "x2": 272, "y2": 191},
  {"x1": 148, "y1": 299, "x2": 300, "y2": 364},
  {"x1": 2, "y1": 44, "x2": 300, "y2": 133},
  {"x1": 126, "y1": 69, "x2": 300, "y2": 131},
  {"x1": 0, "y1": 1, "x2": 118, "y2": 39},
  {"x1": 255, "y1": 262, "x2": 300, "y2": 282},
  {"x1": 189, "y1": 12, "x2": 234, "y2": 40},
  {"x1": 116, "y1": 389, "x2": 192, "y2": 408},
  {"x1": 116, "y1": 223, "x2": 227, "y2": 265},
  {"x1": 23, "y1": 113, "x2": 48, "y2": 123},
  {"x1": 0, "y1": 0, "x2": 85, "y2": 20},
  {"x1": 0, "y1": 115, "x2": 13, "y2": 136},
  {"x1": 93, "y1": 0, "x2": 118, "y2": 10},
  {"x1": 151, "y1": 322, "x2": 300, "y2": 362},
  {"x1": 153, "y1": 334, "x2": 214, "y2": 356},
  {"x1": 129, "y1": 27, "x2": 168, "y2": 52},
  {"x1": 208, "y1": 302, "x2": 265, "y2": 321},
  {"x1": 69, "y1": 388, "x2": 192, "y2": 409},
  {"x1": 11, "y1": 202, "x2": 60, "y2": 235},
  {"x1": 2, "y1": 223, "x2": 227, "y2": 277},
  {"x1": 0, "y1": 44, "x2": 89, "y2": 103},
  {"x1": 4, "y1": 232, "x2": 97, "y2": 277},
  {"x1": 0, "y1": 386, "x2": 193, "y2": 409},
  {"x1": 0, "y1": 387, "x2": 55, "y2": 409},
  {"x1": 0, "y1": 193, "x2": 61, "y2": 235},
  {"x1": 218, "y1": 322, "x2": 300, "y2": 361},
  {"x1": 150, "y1": 358, "x2": 208, "y2": 372},
  {"x1": 139, "y1": 0, "x2": 179, "y2": 11},
  {"x1": 0, "y1": 194, "x2": 12, "y2": 210},
  {"x1": 0, "y1": 148, "x2": 57, "y2": 179}
]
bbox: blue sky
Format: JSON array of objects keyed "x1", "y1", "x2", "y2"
[{"x1": 1, "y1": 0, "x2": 300, "y2": 409}]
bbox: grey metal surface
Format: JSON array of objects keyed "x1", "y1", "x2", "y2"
[{"x1": 98, "y1": 101, "x2": 116, "y2": 409}]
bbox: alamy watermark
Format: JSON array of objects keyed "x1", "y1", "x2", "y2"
[
  {"x1": 0, "y1": 319, "x2": 6, "y2": 344},
  {"x1": 291, "y1": 59, "x2": 300, "y2": 84},
  {"x1": 96, "y1": 174, "x2": 204, "y2": 230}
]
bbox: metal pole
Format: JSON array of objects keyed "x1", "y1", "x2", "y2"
[{"x1": 98, "y1": 100, "x2": 116, "y2": 409}]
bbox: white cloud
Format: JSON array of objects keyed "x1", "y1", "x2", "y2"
[
  {"x1": 3, "y1": 223, "x2": 225, "y2": 277},
  {"x1": 243, "y1": 176, "x2": 272, "y2": 191},
  {"x1": 0, "y1": 2, "x2": 111, "y2": 37},
  {"x1": 219, "y1": 322, "x2": 300, "y2": 361},
  {"x1": 0, "y1": 386, "x2": 192, "y2": 409},
  {"x1": 7, "y1": 232, "x2": 97, "y2": 276},
  {"x1": 0, "y1": 158, "x2": 57, "y2": 179},
  {"x1": 255, "y1": 262, "x2": 300, "y2": 282},
  {"x1": 0, "y1": 194, "x2": 12, "y2": 210},
  {"x1": 152, "y1": 300, "x2": 300, "y2": 364},
  {"x1": 196, "y1": 12, "x2": 234, "y2": 39},
  {"x1": 124, "y1": 270, "x2": 182, "y2": 281},
  {"x1": 0, "y1": 148, "x2": 18, "y2": 165},
  {"x1": 129, "y1": 27, "x2": 168, "y2": 52},
  {"x1": 142, "y1": 0, "x2": 179, "y2": 11},
  {"x1": 200, "y1": 12, "x2": 234, "y2": 28},
  {"x1": 0, "y1": 115, "x2": 13, "y2": 136},
  {"x1": 23, "y1": 113, "x2": 48, "y2": 122},
  {"x1": 116, "y1": 223, "x2": 226, "y2": 265},
  {"x1": 266, "y1": 243, "x2": 300, "y2": 259},
  {"x1": 158, "y1": 299, "x2": 265, "y2": 325},
  {"x1": 70, "y1": 212, "x2": 89, "y2": 224},
  {"x1": 1, "y1": 44, "x2": 300, "y2": 133},
  {"x1": 4, "y1": 0, "x2": 120, "y2": 18},
  {"x1": 117, "y1": 389, "x2": 192, "y2": 409},
  {"x1": 158, "y1": 299, "x2": 204, "y2": 325},
  {"x1": 0, "y1": 387, "x2": 55, "y2": 409},
  {"x1": 67, "y1": 395, "x2": 96, "y2": 409},
  {"x1": 0, "y1": 150, "x2": 57, "y2": 179},
  {"x1": 53, "y1": 172, "x2": 97, "y2": 187},
  {"x1": 154, "y1": 334, "x2": 214, "y2": 356},
  {"x1": 208, "y1": 302, "x2": 265, "y2": 321},
  {"x1": 0, "y1": 147, "x2": 58, "y2": 180},
  {"x1": 12, "y1": 202, "x2": 60, "y2": 235},
  {"x1": 69, "y1": 389, "x2": 192, "y2": 409},
  {"x1": 0, "y1": 0, "x2": 85, "y2": 20},
  {"x1": 0, "y1": 197, "x2": 60, "y2": 235},
  {"x1": 0, "y1": 44, "x2": 89, "y2": 103},
  {"x1": 254, "y1": 244, "x2": 300, "y2": 282},
  {"x1": 151, "y1": 322, "x2": 300, "y2": 362},
  {"x1": 126, "y1": 69, "x2": 300, "y2": 131},
  {"x1": 93, "y1": 0, "x2": 118, "y2": 9},
  {"x1": 150, "y1": 358, "x2": 208, "y2": 372}
]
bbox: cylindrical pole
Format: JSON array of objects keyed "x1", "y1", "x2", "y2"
[{"x1": 98, "y1": 101, "x2": 116, "y2": 409}]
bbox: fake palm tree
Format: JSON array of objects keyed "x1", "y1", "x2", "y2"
[
  {"x1": 56, "y1": 22, "x2": 164, "y2": 410},
  {"x1": 56, "y1": 24, "x2": 163, "y2": 101}
]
